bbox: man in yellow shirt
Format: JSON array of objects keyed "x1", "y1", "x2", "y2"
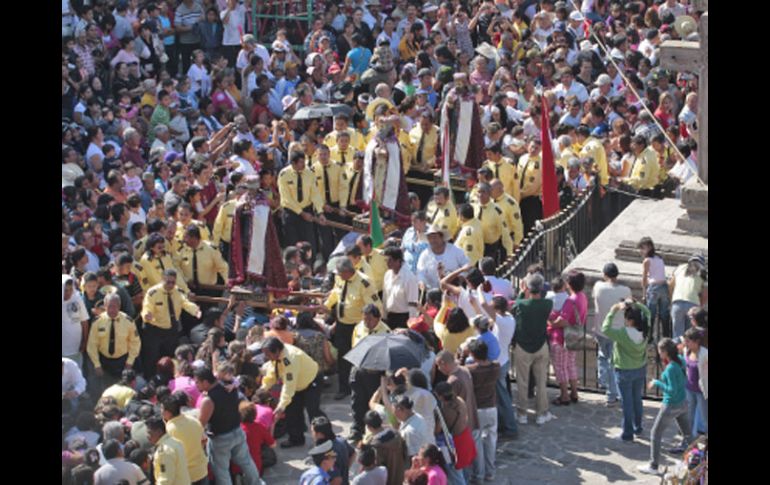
[
  {"x1": 454, "y1": 203, "x2": 485, "y2": 265},
  {"x1": 469, "y1": 167, "x2": 494, "y2": 205},
  {"x1": 278, "y1": 151, "x2": 327, "y2": 254},
  {"x1": 101, "y1": 368, "x2": 138, "y2": 409},
  {"x1": 321, "y1": 258, "x2": 382, "y2": 399},
  {"x1": 409, "y1": 111, "x2": 439, "y2": 172},
  {"x1": 576, "y1": 125, "x2": 609, "y2": 187},
  {"x1": 346, "y1": 245, "x2": 375, "y2": 282},
  {"x1": 324, "y1": 113, "x2": 366, "y2": 152},
  {"x1": 483, "y1": 142, "x2": 521, "y2": 202},
  {"x1": 161, "y1": 396, "x2": 208, "y2": 485},
  {"x1": 473, "y1": 183, "x2": 514, "y2": 264},
  {"x1": 175, "y1": 224, "x2": 229, "y2": 289},
  {"x1": 141, "y1": 269, "x2": 201, "y2": 378},
  {"x1": 259, "y1": 338, "x2": 324, "y2": 448},
  {"x1": 146, "y1": 416, "x2": 191, "y2": 485},
  {"x1": 394, "y1": 115, "x2": 415, "y2": 174},
  {"x1": 348, "y1": 303, "x2": 391, "y2": 441},
  {"x1": 491, "y1": 179, "x2": 524, "y2": 247},
  {"x1": 137, "y1": 232, "x2": 190, "y2": 294},
  {"x1": 173, "y1": 203, "x2": 211, "y2": 254},
  {"x1": 517, "y1": 139, "x2": 544, "y2": 234},
  {"x1": 623, "y1": 134, "x2": 660, "y2": 196},
  {"x1": 211, "y1": 183, "x2": 248, "y2": 262},
  {"x1": 357, "y1": 234, "x2": 388, "y2": 293},
  {"x1": 425, "y1": 187, "x2": 459, "y2": 239},
  {"x1": 330, "y1": 131, "x2": 358, "y2": 167},
  {"x1": 86, "y1": 293, "x2": 141, "y2": 393},
  {"x1": 313, "y1": 144, "x2": 345, "y2": 258},
  {"x1": 339, "y1": 151, "x2": 365, "y2": 217}
]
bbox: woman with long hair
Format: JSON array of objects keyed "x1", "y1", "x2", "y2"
[
  {"x1": 669, "y1": 255, "x2": 707, "y2": 339},
  {"x1": 412, "y1": 443, "x2": 448, "y2": 485},
  {"x1": 683, "y1": 327, "x2": 708, "y2": 437},
  {"x1": 638, "y1": 338, "x2": 692, "y2": 476},
  {"x1": 195, "y1": 327, "x2": 227, "y2": 370},
  {"x1": 293, "y1": 312, "x2": 335, "y2": 375},
  {"x1": 137, "y1": 233, "x2": 189, "y2": 293},
  {"x1": 639, "y1": 237, "x2": 670, "y2": 342},
  {"x1": 547, "y1": 270, "x2": 588, "y2": 405},
  {"x1": 602, "y1": 300, "x2": 651, "y2": 443}
]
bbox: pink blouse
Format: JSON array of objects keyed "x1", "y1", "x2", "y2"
[
  {"x1": 547, "y1": 292, "x2": 588, "y2": 347},
  {"x1": 425, "y1": 465, "x2": 447, "y2": 485},
  {"x1": 168, "y1": 376, "x2": 202, "y2": 405}
]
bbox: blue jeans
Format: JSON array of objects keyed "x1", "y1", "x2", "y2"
[
  {"x1": 495, "y1": 368, "x2": 518, "y2": 435},
  {"x1": 208, "y1": 428, "x2": 260, "y2": 485},
  {"x1": 446, "y1": 461, "x2": 468, "y2": 485},
  {"x1": 646, "y1": 283, "x2": 671, "y2": 340},
  {"x1": 596, "y1": 335, "x2": 619, "y2": 402},
  {"x1": 686, "y1": 388, "x2": 708, "y2": 436},
  {"x1": 615, "y1": 366, "x2": 646, "y2": 441},
  {"x1": 671, "y1": 300, "x2": 697, "y2": 340}
]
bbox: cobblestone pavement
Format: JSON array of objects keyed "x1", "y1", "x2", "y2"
[{"x1": 262, "y1": 383, "x2": 689, "y2": 485}]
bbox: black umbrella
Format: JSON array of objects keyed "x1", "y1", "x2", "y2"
[
  {"x1": 343, "y1": 333, "x2": 428, "y2": 372},
  {"x1": 292, "y1": 103, "x2": 352, "y2": 120}
]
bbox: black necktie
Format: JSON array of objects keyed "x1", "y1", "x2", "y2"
[
  {"x1": 192, "y1": 248, "x2": 199, "y2": 287},
  {"x1": 108, "y1": 318, "x2": 116, "y2": 355},
  {"x1": 339, "y1": 279, "x2": 349, "y2": 319},
  {"x1": 520, "y1": 161, "x2": 530, "y2": 189},
  {"x1": 297, "y1": 170, "x2": 304, "y2": 203},
  {"x1": 167, "y1": 292, "x2": 180, "y2": 332},
  {"x1": 347, "y1": 171, "x2": 359, "y2": 207},
  {"x1": 494, "y1": 163, "x2": 500, "y2": 179},
  {"x1": 158, "y1": 256, "x2": 166, "y2": 271},
  {"x1": 341, "y1": 152, "x2": 347, "y2": 167},
  {"x1": 478, "y1": 205, "x2": 484, "y2": 220},
  {"x1": 416, "y1": 132, "x2": 425, "y2": 167},
  {"x1": 323, "y1": 166, "x2": 331, "y2": 203}
]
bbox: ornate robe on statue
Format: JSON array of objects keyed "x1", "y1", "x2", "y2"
[
  {"x1": 363, "y1": 135, "x2": 411, "y2": 216},
  {"x1": 228, "y1": 191, "x2": 287, "y2": 289},
  {"x1": 439, "y1": 88, "x2": 485, "y2": 173}
]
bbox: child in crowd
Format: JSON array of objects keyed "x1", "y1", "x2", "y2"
[{"x1": 546, "y1": 277, "x2": 569, "y2": 312}]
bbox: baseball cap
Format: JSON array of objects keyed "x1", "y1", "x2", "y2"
[
  {"x1": 688, "y1": 254, "x2": 706, "y2": 266},
  {"x1": 569, "y1": 11, "x2": 584, "y2": 22},
  {"x1": 164, "y1": 151, "x2": 182, "y2": 163}
]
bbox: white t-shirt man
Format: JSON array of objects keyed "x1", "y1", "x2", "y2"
[
  {"x1": 221, "y1": 4, "x2": 246, "y2": 46},
  {"x1": 416, "y1": 243, "x2": 469, "y2": 290},
  {"x1": 399, "y1": 412, "x2": 436, "y2": 458},
  {"x1": 485, "y1": 275, "x2": 514, "y2": 299},
  {"x1": 62, "y1": 278, "x2": 89, "y2": 357},
  {"x1": 93, "y1": 458, "x2": 148, "y2": 485},
  {"x1": 230, "y1": 155, "x2": 256, "y2": 176},
  {"x1": 592, "y1": 280, "x2": 632, "y2": 336},
  {"x1": 553, "y1": 81, "x2": 589, "y2": 104},
  {"x1": 492, "y1": 312, "x2": 516, "y2": 368}
]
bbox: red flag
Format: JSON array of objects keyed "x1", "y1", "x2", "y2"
[{"x1": 540, "y1": 95, "x2": 559, "y2": 218}]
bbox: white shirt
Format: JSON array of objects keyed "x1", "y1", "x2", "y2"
[
  {"x1": 86, "y1": 143, "x2": 105, "y2": 171},
  {"x1": 377, "y1": 30, "x2": 401, "y2": 57},
  {"x1": 187, "y1": 63, "x2": 212, "y2": 98},
  {"x1": 234, "y1": 130, "x2": 258, "y2": 147},
  {"x1": 553, "y1": 81, "x2": 589, "y2": 104},
  {"x1": 383, "y1": 265, "x2": 419, "y2": 316},
  {"x1": 637, "y1": 39, "x2": 657, "y2": 62},
  {"x1": 592, "y1": 280, "x2": 632, "y2": 336},
  {"x1": 399, "y1": 412, "x2": 436, "y2": 457},
  {"x1": 93, "y1": 458, "x2": 147, "y2": 485},
  {"x1": 62, "y1": 357, "x2": 87, "y2": 396},
  {"x1": 230, "y1": 155, "x2": 256, "y2": 176},
  {"x1": 221, "y1": 4, "x2": 246, "y2": 46},
  {"x1": 669, "y1": 157, "x2": 698, "y2": 188},
  {"x1": 151, "y1": 138, "x2": 176, "y2": 153},
  {"x1": 546, "y1": 290, "x2": 569, "y2": 312},
  {"x1": 485, "y1": 275, "x2": 514, "y2": 299},
  {"x1": 416, "y1": 243, "x2": 469, "y2": 290},
  {"x1": 238, "y1": 45, "x2": 270, "y2": 71},
  {"x1": 62, "y1": 291, "x2": 89, "y2": 357},
  {"x1": 85, "y1": 249, "x2": 101, "y2": 273},
  {"x1": 568, "y1": 173, "x2": 589, "y2": 191},
  {"x1": 456, "y1": 286, "x2": 491, "y2": 321},
  {"x1": 492, "y1": 312, "x2": 516, "y2": 367}
]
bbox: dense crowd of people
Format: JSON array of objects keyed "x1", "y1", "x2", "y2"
[{"x1": 62, "y1": 0, "x2": 707, "y2": 484}]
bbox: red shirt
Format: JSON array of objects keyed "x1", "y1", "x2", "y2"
[
  {"x1": 240, "y1": 421, "x2": 275, "y2": 474},
  {"x1": 197, "y1": 179, "x2": 219, "y2": 226}
]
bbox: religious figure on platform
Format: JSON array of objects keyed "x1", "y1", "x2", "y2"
[
  {"x1": 440, "y1": 72, "x2": 485, "y2": 173},
  {"x1": 228, "y1": 176, "x2": 287, "y2": 289},
  {"x1": 363, "y1": 115, "x2": 411, "y2": 218}
]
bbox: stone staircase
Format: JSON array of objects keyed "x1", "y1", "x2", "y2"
[{"x1": 614, "y1": 240, "x2": 708, "y2": 267}]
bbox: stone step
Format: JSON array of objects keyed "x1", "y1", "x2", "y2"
[{"x1": 614, "y1": 240, "x2": 708, "y2": 266}]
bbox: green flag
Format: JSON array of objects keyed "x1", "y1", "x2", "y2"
[{"x1": 369, "y1": 197, "x2": 384, "y2": 248}]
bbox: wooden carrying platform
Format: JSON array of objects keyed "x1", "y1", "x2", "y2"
[{"x1": 189, "y1": 284, "x2": 324, "y2": 313}]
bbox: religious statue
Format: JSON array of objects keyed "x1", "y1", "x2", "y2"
[
  {"x1": 439, "y1": 72, "x2": 485, "y2": 174},
  {"x1": 228, "y1": 176, "x2": 287, "y2": 290},
  {"x1": 363, "y1": 115, "x2": 411, "y2": 219}
]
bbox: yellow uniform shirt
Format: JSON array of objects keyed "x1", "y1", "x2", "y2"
[
  {"x1": 324, "y1": 272, "x2": 382, "y2": 325},
  {"x1": 330, "y1": 145, "x2": 357, "y2": 168},
  {"x1": 86, "y1": 312, "x2": 142, "y2": 368},
  {"x1": 426, "y1": 200, "x2": 459, "y2": 240},
  {"x1": 473, "y1": 201, "x2": 513, "y2": 253},
  {"x1": 324, "y1": 128, "x2": 366, "y2": 152},
  {"x1": 312, "y1": 160, "x2": 345, "y2": 205},
  {"x1": 175, "y1": 242, "x2": 229, "y2": 286},
  {"x1": 260, "y1": 343, "x2": 319, "y2": 411},
  {"x1": 137, "y1": 253, "x2": 190, "y2": 293},
  {"x1": 409, "y1": 124, "x2": 439, "y2": 171},
  {"x1": 101, "y1": 383, "x2": 136, "y2": 409},
  {"x1": 494, "y1": 193, "x2": 524, "y2": 246},
  {"x1": 397, "y1": 129, "x2": 415, "y2": 174},
  {"x1": 454, "y1": 219, "x2": 485, "y2": 265},
  {"x1": 339, "y1": 166, "x2": 363, "y2": 210},
  {"x1": 517, "y1": 154, "x2": 543, "y2": 199},
  {"x1": 627, "y1": 147, "x2": 660, "y2": 190},
  {"x1": 165, "y1": 414, "x2": 208, "y2": 482},
  {"x1": 363, "y1": 249, "x2": 388, "y2": 292},
  {"x1": 468, "y1": 185, "x2": 481, "y2": 205},
  {"x1": 579, "y1": 137, "x2": 609, "y2": 186},
  {"x1": 153, "y1": 433, "x2": 191, "y2": 485},
  {"x1": 142, "y1": 283, "x2": 200, "y2": 330},
  {"x1": 557, "y1": 146, "x2": 577, "y2": 170},
  {"x1": 352, "y1": 320, "x2": 392, "y2": 348},
  {"x1": 277, "y1": 165, "x2": 324, "y2": 215},
  {"x1": 133, "y1": 235, "x2": 148, "y2": 261},
  {"x1": 354, "y1": 258, "x2": 375, "y2": 283},
  {"x1": 175, "y1": 220, "x2": 211, "y2": 245},
  {"x1": 484, "y1": 158, "x2": 521, "y2": 202},
  {"x1": 211, "y1": 199, "x2": 237, "y2": 245}
]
